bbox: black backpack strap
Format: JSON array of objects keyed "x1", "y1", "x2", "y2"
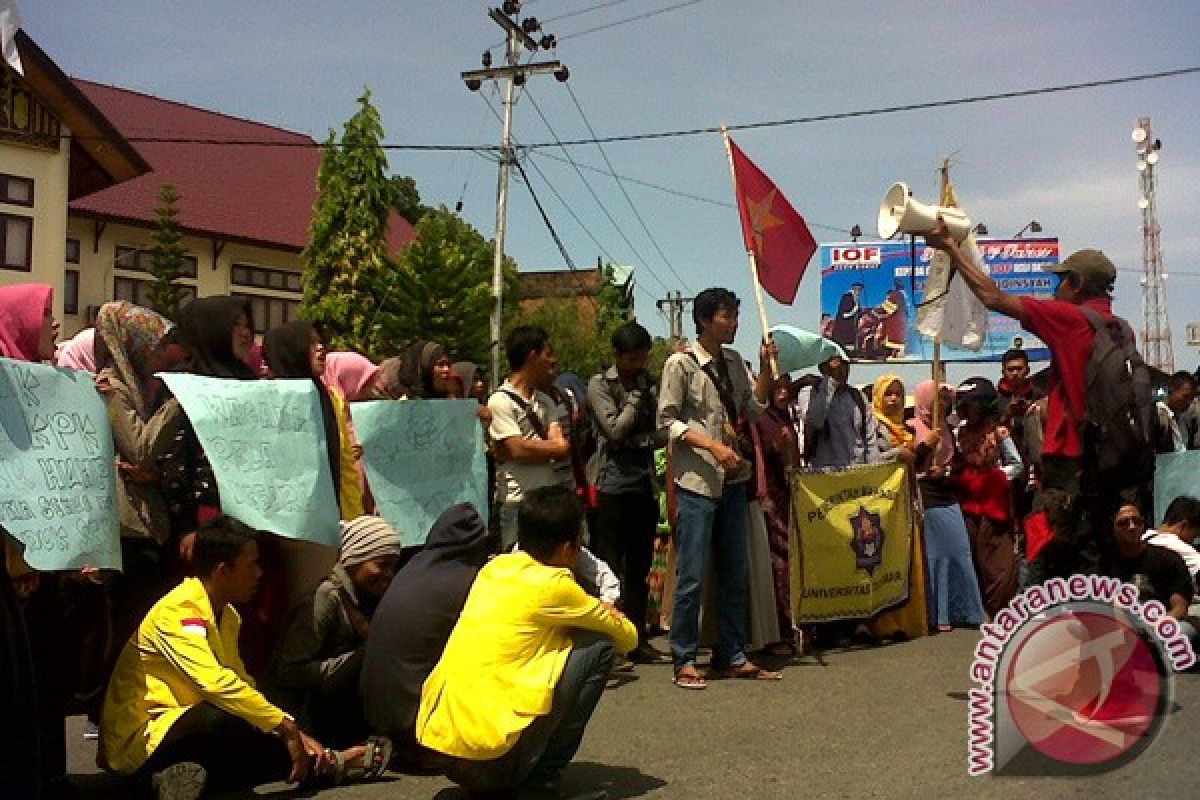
[
  {"x1": 500, "y1": 388, "x2": 549, "y2": 440},
  {"x1": 687, "y1": 351, "x2": 742, "y2": 427}
]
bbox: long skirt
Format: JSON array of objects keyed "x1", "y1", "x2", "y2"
[
  {"x1": 867, "y1": 516, "x2": 930, "y2": 640},
  {"x1": 964, "y1": 512, "x2": 1018, "y2": 616},
  {"x1": 700, "y1": 500, "x2": 781, "y2": 651},
  {"x1": 923, "y1": 504, "x2": 985, "y2": 628}
]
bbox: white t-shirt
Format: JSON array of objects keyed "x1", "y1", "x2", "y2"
[
  {"x1": 1142, "y1": 529, "x2": 1200, "y2": 589},
  {"x1": 488, "y1": 380, "x2": 573, "y2": 505}
]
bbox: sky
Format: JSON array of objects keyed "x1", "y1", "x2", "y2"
[{"x1": 23, "y1": 1, "x2": 1200, "y2": 386}]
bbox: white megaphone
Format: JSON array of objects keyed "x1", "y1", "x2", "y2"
[{"x1": 877, "y1": 182, "x2": 972, "y2": 241}]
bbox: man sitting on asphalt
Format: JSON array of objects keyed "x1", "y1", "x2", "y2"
[
  {"x1": 1142, "y1": 495, "x2": 1200, "y2": 591},
  {"x1": 100, "y1": 516, "x2": 380, "y2": 799},
  {"x1": 416, "y1": 486, "x2": 638, "y2": 799}
]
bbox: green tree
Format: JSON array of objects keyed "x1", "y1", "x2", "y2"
[
  {"x1": 391, "y1": 205, "x2": 518, "y2": 365},
  {"x1": 301, "y1": 88, "x2": 399, "y2": 358},
  {"x1": 508, "y1": 265, "x2": 643, "y2": 379},
  {"x1": 147, "y1": 183, "x2": 189, "y2": 320},
  {"x1": 389, "y1": 175, "x2": 428, "y2": 226}
]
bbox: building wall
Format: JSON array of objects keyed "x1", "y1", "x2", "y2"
[
  {"x1": 62, "y1": 216, "x2": 304, "y2": 335},
  {"x1": 0, "y1": 130, "x2": 70, "y2": 321}
]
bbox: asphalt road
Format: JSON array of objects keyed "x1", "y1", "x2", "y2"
[{"x1": 68, "y1": 629, "x2": 1200, "y2": 799}]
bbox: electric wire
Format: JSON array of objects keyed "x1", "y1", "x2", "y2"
[
  {"x1": 558, "y1": 0, "x2": 704, "y2": 42},
  {"x1": 561, "y1": 82, "x2": 692, "y2": 292},
  {"x1": 512, "y1": 158, "x2": 599, "y2": 312},
  {"x1": 521, "y1": 89, "x2": 674, "y2": 294},
  {"x1": 65, "y1": 66, "x2": 1200, "y2": 152}
]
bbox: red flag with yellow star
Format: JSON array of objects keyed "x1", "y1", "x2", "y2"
[{"x1": 728, "y1": 136, "x2": 817, "y2": 305}]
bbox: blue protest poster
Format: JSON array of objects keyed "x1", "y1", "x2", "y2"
[
  {"x1": 818, "y1": 238, "x2": 1059, "y2": 362},
  {"x1": 1154, "y1": 451, "x2": 1200, "y2": 526},
  {"x1": 159, "y1": 373, "x2": 341, "y2": 547},
  {"x1": 351, "y1": 399, "x2": 488, "y2": 547},
  {"x1": 0, "y1": 357, "x2": 121, "y2": 571}
]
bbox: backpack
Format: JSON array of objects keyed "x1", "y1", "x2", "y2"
[{"x1": 1079, "y1": 307, "x2": 1156, "y2": 479}]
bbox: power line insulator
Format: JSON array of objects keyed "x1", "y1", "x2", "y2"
[
  {"x1": 482, "y1": 50, "x2": 492, "y2": 68},
  {"x1": 465, "y1": 78, "x2": 483, "y2": 91},
  {"x1": 540, "y1": 34, "x2": 556, "y2": 50},
  {"x1": 513, "y1": 72, "x2": 526, "y2": 87},
  {"x1": 522, "y1": 17, "x2": 541, "y2": 33},
  {"x1": 554, "y1": 66, "x2": 569, "y2": 83},
  {"x1": 502, "y1": 1, "x2": 521, "y2": 16}
]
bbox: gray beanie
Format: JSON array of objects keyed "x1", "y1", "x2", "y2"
[{"x1": 339, "y1": 515, "x2": 402, "y2": 568}]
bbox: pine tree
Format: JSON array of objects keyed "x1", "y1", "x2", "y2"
[
  {"x1": 301, "y1": 88, "x2": 400, "y2": 358},
  {"x1": 147, "y1": 183, "x2": 189, "y2": 320},
  {"x1": 392, "y1": 205, "x2": 518, "y2": 365}
]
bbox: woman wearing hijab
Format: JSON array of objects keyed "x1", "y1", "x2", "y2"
[
  {"x1": 751, "y1": 375, "x2": 801, "y2": 653},
  {"x1": 267, "y1": 516, "x2": 399, "y2": 768},
  {"x1": 451, "y1": 361, "x2": 486, "y2": 403},
  {"x1": 92, "y1": 302, "x2": 190, "y2": 705},
  {"x1": 910, "y1": 380, "x2": 985, "y2": 632},
  {"x1": 379, "y1": 340, "x2": 455, "y2": 400},
  {"x1": 264, "y1": 320, "x2": 364, "y2": 521},
  {"x1": 866, "y1": 375, "x2": 930, "y2": 641},
  {"x1": 55, "y1": 326, "x2": 97, "y2": 373},
  {"x1": 324, "y1": 351, "x2": 383, "y2": 403},
  {"x1": 0, "y1": 283, "x2": 57, "y2": 799}
]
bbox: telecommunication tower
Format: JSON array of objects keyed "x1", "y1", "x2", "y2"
[{"x1": 1132, "y1": 117, "x2": 1174, "y2": 372}]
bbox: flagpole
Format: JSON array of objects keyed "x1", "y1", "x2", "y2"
[
  {"x1": 721, "y1": 124, "x2": 779, "y2": 379},
  {"x1": 931, "y1": 157, "x2": 953, "y2": 425}
]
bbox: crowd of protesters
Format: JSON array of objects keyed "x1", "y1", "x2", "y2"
[{"x1": 3, "y1": 239, "x2": 1200, "y2": 799}]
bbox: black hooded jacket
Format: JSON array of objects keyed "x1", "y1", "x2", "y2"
[{"x1": 359, "y1": 503, "x2": 493, "y2": 743}]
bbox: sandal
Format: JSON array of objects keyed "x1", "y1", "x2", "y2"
[
  {"x1": 333, "y1": 736, "x2": 393, "y2": 784},
  {"x1": 712, "y1": 662, "x2": 783, "y2": 681},
  {"x1": 672, "y1": 666, "x2": 707, "y2": 690}
]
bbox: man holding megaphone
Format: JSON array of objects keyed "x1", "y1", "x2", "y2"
[{"x1": 921, "y1": 217, "x2": 1146, "y2": 583}]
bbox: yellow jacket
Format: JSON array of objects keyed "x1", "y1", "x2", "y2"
[
  {"x1": 329, "y1": 387, "x2": 365, "y2": 520},
  {"x1": 416, "y1": 551, "x2": 638, "y2": 761},
  {"x1": 100, "y1": 578, "x2": 286, "y2": 774}
]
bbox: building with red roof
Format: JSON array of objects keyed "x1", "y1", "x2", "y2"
[{"x1": 60, "y1": 79, "x2": 415, "y2": 334}]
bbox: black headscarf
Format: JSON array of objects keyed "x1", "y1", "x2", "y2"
[
  {"x1": 177, "y1": 296, "x2": 258, "y2": 380},
  {"x1": 381, "y1": 340, "x2": 447, "y2": 399},
  {"x1": 359, "y1": 503, "x2": 492, "y2": 744},
  {"x1": 263, "y1": 320, "x2": 342, "y2": 505}
]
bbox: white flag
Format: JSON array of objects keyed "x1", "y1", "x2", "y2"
[
  {"x1": 916, "y1": 233, "x2": 988, "y2": 350},
  {"x1": 1, "y1": 0, "x2": 21, "y2": 75}
]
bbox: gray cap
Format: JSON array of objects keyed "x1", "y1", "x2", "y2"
[{"x1": 1043, "y1": 249, "x2": 1117, "y2": 284}]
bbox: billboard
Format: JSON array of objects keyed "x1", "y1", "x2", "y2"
[{"x1": 818, "y1": 238, "x2": 1059, "y2": 362}]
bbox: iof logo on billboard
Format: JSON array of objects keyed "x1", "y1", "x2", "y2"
[{"x1": 967, "y1": 576, "x2": 1195, "y2": 776}]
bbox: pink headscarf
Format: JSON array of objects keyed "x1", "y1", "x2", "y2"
[
  {"x1": 56, "y1": 327, "x2": 97, "y2": 373},
  {"x1": 323, "y1": 351, "x2": 381, "y2": 402},
  {"x1": 0, "y1": 284, "x2": 53, "y2": 362},
  {"x1": 910, "y1": 379, "x2": 956, "y2": 467}
]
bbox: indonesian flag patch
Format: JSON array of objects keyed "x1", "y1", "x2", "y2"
[{"x1": 181, "y1": 618, "x2": 208, "y2": 638}]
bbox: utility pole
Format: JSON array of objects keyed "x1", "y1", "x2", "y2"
[
  {"x1": 1132, "y1": 117, "x2": 1174, "y2": 372},
  {"x1": 656, "y1": 291, "x2": 693, "y2": 346},
  {"x1": 462, "y1": 3, "x2": 569, "y2": 390}
]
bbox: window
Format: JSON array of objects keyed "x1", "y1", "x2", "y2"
[
  {"x1": 0, "y1": 212, "x2": 32, "y2": 270},
  {"x1": 64, "y1": 270, "x2": 79, "y2": 315},
  {"x1": 0, "y1": 174, "x2": 33, "y2": 207},
  {"x1": 114, "y1": 245, "x2": 198, "y2": 279},
  {"x1": 231, "y1": 263, "x2": 302, "y2": 293},
  {"x1": 114, "y1": 276, "x2": 197, "y2": 308},
  {"x1": 65, "y1": 237, "x2": 80, "y2": 264},
  {"x1": 233, "y1": 292, "x2": 300, "y2": 334}
]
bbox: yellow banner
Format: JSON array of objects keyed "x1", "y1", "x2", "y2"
[{"x1": 790, "y1": 462, "x2": 913, "y2": 623}]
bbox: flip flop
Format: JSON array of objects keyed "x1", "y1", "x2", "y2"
[
  {"x1": 672, "y1": 667, "x2": 707, "y2": 690},
  {"x1": 713, "y1": 663, "x2": 783, "y2": 681}
]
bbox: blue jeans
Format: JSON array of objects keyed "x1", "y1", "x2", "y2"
[
  {"x1": 439, "y1": 632, "x2": 615, "y2": 794},
  {"x1": 669, "y1": 482, "x2": 749, "y2": 671}
]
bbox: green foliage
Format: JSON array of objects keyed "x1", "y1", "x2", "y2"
[
  {"x1": 147, "y1": 183, "x2": 189, "y2": 321},
  {"x1": 391, "y1": 205, "x2": 518, "y2": 365},
  {"x1": 509, "y1": 265, "x2": 645, "y2": 380},
  {"x1": 301, "y1": 88, "x2": 399, "y2": 359},
  {"x1": 389, "y1": 175, "x2": 428, "y2": 225}
]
